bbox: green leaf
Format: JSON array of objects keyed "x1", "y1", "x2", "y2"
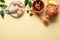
[
  {"x1": 5, "y1": 10, "x2": 10, "y2": 14},
  {"x1": 0, "y1": 0, "x2": 5, "y2": 3},
  {"x1": 29, "y1": 1, "x2": 32, "y2": 8},
  {"x1": 0, "y1": 4, "x2": 7, "y2": 9},
  {"x1": 25, "y1": 0, "x2": 29, "y2": 6},
  {"x1": 0, "y1": 10, "x2": 4, "y2": 18}
]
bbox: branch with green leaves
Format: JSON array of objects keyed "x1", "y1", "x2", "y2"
[
  {"x1": 25, "y1": 0, "x2": 32, "y2": 8},
  {"x1": 0, "y1": 0, "x2": 7, "y2": 19}
]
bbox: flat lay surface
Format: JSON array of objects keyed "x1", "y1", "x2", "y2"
[{"x1": 0, "y1": 0, "x2": 60, "y2": 40}]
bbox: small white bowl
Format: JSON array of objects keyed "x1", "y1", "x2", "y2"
[{"x1": 8, "y1": 1, "x2": 25, "y2": 18}]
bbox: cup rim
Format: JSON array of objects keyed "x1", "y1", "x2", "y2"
[{"x1": 32, "y1": 0, "x2": 44, "y2": 12}]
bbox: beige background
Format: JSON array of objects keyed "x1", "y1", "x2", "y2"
[{"x1": 0, "y1": 0, "x2": 60, "y2": 40}]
